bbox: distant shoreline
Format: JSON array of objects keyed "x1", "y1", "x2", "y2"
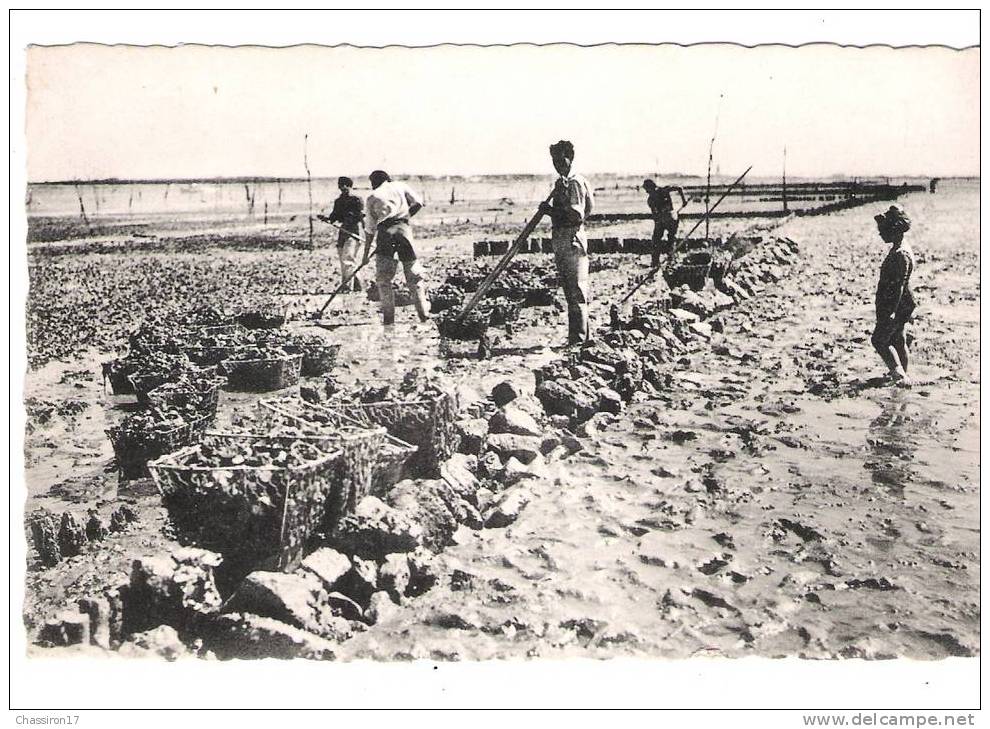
[{"x1": 27, "y1": 173, "x2": 975, "y2": 186}]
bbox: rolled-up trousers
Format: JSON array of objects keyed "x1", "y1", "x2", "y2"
[
  {"x1": 337, "y1": 225, "x2": 363, "y2": 290},
  {"x1": 551, "y1": 225, "x2": 591, "y2": 343},
  {"x1": 374, "y1": 219, "x2": 430, "y2": 324}
]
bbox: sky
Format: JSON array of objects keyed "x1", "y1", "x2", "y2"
[{"x1": 25, "y1": 42, "x2": 980, "y2": 182}]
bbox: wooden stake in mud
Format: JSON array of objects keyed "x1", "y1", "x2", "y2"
[
  {"x1": 244, "y1": 183, "x2": 256, "y2": 216},
  {"x1": 705, "y1": 94, "x2": 723, "y2": 241},
  {"x1": 72, "y1": 182, "x2": 90, "y2": 231},
  {"x1": 453, "y1": 192, "x2": 554, "y2": 324},
  {"x1": 619, "y1": 165, "x2": 753, "y2": 305},
  {"x1": 303, "y1": 134, "x2": 314, "y2": 249},
  {"x1": 705, "y1": 141, "x2": 713, "y2": 240}
]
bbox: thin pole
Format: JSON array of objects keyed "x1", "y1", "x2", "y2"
[
  {"x1": 705, "y1": 94, "x2": 723, "y2": 241},
  {"x1": 304, "y1": 134, "x2": 314, "y2": 249},
  {"x1": 73, "y1": 182, "x2": 90, "y2": 230}
]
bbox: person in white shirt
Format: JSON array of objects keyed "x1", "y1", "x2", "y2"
[
  {"x1": 363, "y1": 170, "x2": 431, "y2": 325},
  {"x1": 538, "y1": 140, "x2": 594, "y2": 345}
]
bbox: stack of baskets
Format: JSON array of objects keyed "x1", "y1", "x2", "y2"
[
  {"x1": 104, "y1": 306, "x2": 347, "y2": 483},
  {"x1": 184, "y1": 333, "x2": 318, "y2": 394},
  {"x1": 260, "y1": 398, "x2": 418, "y2": 499},
  {"x1": 148, "y1": 396, "x2": 411, "y2": 571},
  {"x1": 104, "y1": 337, "x2": 228, "y2": 481},
  {"x1": 149, "y1": 438, "x2": 341, "y2": 572}
]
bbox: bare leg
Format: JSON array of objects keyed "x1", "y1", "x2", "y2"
[
  {"x1": 891, "y1": 325, "x2": 909, "y2": 374},
  {"x1": 651, "y1": 221, "x2": 662, "y2": 267},
  {"x1": 376, "y1": 255, "x2": 397, "y2": 325},
  {"x1": 667, "y1": 217, "x2": 680, "y2": 257},
  {"x1": 402, "y1": 259, "x2": 431, "y2": 322},
  {"x1": 872, "y1": 319, "x2": 900, "y2": 371}
]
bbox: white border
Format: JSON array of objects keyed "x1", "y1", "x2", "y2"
[{"x1": 7, "y1": 9, "x2": 983, "y2": 719}]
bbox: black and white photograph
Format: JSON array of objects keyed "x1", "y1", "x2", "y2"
[{"x1": 9, "y1": 9, "x2": 982, "y2": 718}]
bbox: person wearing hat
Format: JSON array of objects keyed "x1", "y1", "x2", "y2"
[
  {"x1": 363, "y1": 170, "x2": 431, "y2": 325},
  {"x1": 871, "y1": 205, "x2": 916, "y2": 384},
  {"x1": 538, "y1": 140, "x2": 595, "y2": 345},
  {"x1": 642, "y1": 179, "x2": 687, "y2": 267},
  {"x1": 318, "y1": 176, "x2": 366, "y2": 292}
]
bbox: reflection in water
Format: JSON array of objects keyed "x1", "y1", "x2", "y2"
[{"x1": 863, "y1": 392, "x2": 935, "y2": 492}]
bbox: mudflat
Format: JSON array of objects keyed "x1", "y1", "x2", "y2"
[{"x1": 22, "y1": 181, "x2": 979, "y2": 660}]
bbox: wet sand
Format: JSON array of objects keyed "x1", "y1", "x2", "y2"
[{"x1": 22, "y1": 183, "x2": 979, "y2": 658}]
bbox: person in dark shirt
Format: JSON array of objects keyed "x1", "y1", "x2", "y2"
[
  {"x1": 871, "y1": 205, "x2": 916, "y2": 385},
  {"x1": 318, "y1": 176, "x2": 365, "y2": 291},
  {"x1": 643, "y1": 179, "x2": 687, "y2": 266}
]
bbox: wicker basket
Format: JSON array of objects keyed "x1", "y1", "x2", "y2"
[
  {"x1": 664, "y1": 251, "x2": 712, "y2": 291},
  {"x1": 237, "y1": 310, "x2": 287, "y2": 330},
  {"x1": 205, "y1": 428, "x2": 375, "y2": 536},
  {"x1": 367, "y1": 283, "x2": 414, "y2": 307},
  {"x1": 322, "y1": 390, "x2": 458, "y2": 478},
  {"x1": 286, "y1": 342, "x2": 341, "y2": 378},
  {"x1": 437, "y1": 310, "x2": 490, "y2": 341},
  {"x1": 140, "y1": 377, "x2": 224, "y2": 418},
  {"x1": 239, "y1": 406, "x2": 384, "y2": 522},
  {"x1": 106, "y1": 420, "x2": 196, "y2": 481},
  {"x1": 148, "y1": 441, "x2": 342, "y2": 572},
  {"x1": 259, "y1": 398, "x2": 416, "y2": 499},
  {"x1": 220, "y1": 353, "x2": 303, "y2": 392},
  {"x1": 130, "y1": 366, "x2": 220, "y2": 402},
  {"x1": 373, "y1": 436, "x2": 419, "y2": 494},
  {"x1": 102, "y1": 360, "x2": 138, "y2": 395},
  {"x1": 188, "y1": 412, "x2": 215, "y2": 439}
]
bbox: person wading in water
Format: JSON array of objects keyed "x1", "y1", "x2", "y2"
[
  {"x1": 871, "y1": 205, "x2": 916, "y2": 385},
  {"x1": 643, "y1": 179, "x2": 687, "y2": 267}
]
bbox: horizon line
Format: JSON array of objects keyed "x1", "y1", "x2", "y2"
[{"x1": 27, "y1": 172, "x2": 969, "y2": 186}]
